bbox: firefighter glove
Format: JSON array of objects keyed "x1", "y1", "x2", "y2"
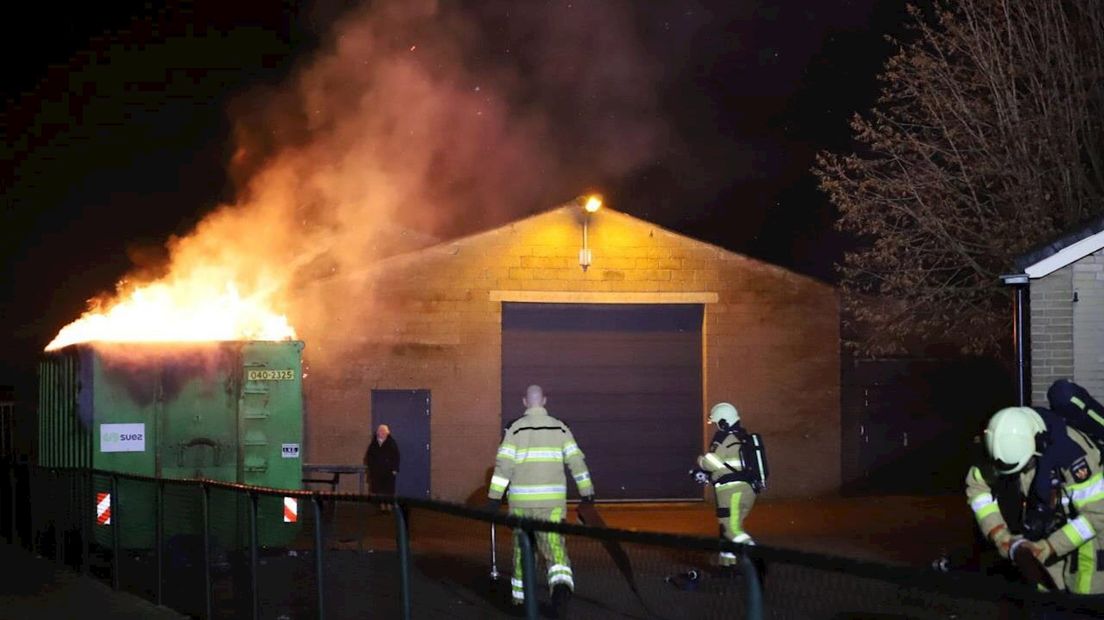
[
  {"x1": 483, "y1": 498, "x2": 502, "y2": 513},
  {"x1": 581, "y1": 494, "x2": 595, "y2": 504},
  {"x1": 989, "y1": 525, "x2": 1017, "y2": 559},
  {"x1": 691, "y1": 468, "x2": 710, "y2": 485},
  {"x1": 1023, "y1": 539, "x2": 1053, "y2": 563}
]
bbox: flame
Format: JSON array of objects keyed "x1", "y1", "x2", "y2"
[{"x1": 45, "y1": 278, "x2": 296, "y2": 351}]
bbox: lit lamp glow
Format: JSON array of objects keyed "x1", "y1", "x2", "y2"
[{"x1": 579, "y1": 194, "x2": 602, "y2": 271}]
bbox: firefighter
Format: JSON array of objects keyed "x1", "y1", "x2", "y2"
[
  {"x1": 695, "y1": 402, "x2": 760, "y2": 567},
  {"x1": 486, "y1": 384, "x2": 594, "y2": 615},
  {"x1": 965, "y1": 406, "x2": 1104, "y2": 595}
]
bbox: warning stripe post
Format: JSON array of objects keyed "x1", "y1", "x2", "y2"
[
  {"x1": 110, "y1": 474, "x2": 120, "y2": 591},
  {"x1": 96, "y1": 492, "x2": 111, "y2": 525},
  {"x1": 284, "y1": 497, "x2": 298, "y2": 523}
]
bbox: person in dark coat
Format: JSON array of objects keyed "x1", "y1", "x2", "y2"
[{"x1": 364, "y1": 424, "x2": 400, "y2": 512}]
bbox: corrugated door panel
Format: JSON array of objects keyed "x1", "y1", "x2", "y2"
[
  {"x1": 62, "y1": 356, "x2": 69, "y2": 467},
  {"x1": 64, "y1": 356, "x2": 72, "y2": 467},
  {"x1": 47, "y1": 360, "x2": 54, "y2": 466},
  {"x1": 68, "y1": 354, "x2": 83, "y2": 468},
  {"x1": 239, "y1": 342, "x2": 303, "y2": 490},
  {"x1": 45, "y1": 352, "x2": 86, "y2": 469},
  {"x1": 240, "y1": 341, "x2": 304, "y2": 548},
  {"x1": 38, "y1": 352, "x2": 88, "y2": 468},
  {"x1": 38, "y1": 361, "x2": 46, "y2": 466},
  {"x1": 37, "y1": 361, "x2": 46, "y2": 466},
  {"x1": 47, "y1": 359, "x2": 57, "y2": 466},
  {"x1": 502, "y1": 303, "x2": 704, "y2": 500},
  {"x1": 77, "y1": 350, "x2": 91, "y2": 469}
]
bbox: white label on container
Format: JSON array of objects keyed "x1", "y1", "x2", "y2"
[
  {"x1": 101, "y1": 423, "x2": 146, "y2": 453},
  {"x1": 247, "y1": 369, "x2": 296, "y2": 381},
  {"x1": 281, "y1": 443, "x2": 300, "y2": 459}
]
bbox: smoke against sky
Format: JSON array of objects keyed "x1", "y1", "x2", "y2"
[
  {"x1": 226, "y1": 0, "x2": 666, "y2": 241},
  {"x1": 1, "y1": 0, "x2": 902, "y2": 395},
  {"x1": 45, "y1": 0, "x2": 672, "y2": 348}
]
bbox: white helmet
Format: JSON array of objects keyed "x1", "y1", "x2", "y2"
[
  {"x1": 708, "y1": 402, "x2": 740, "y2": 430},
  {"x1": 985, "y1": 407, "x2": 1046, "y2": 474}
]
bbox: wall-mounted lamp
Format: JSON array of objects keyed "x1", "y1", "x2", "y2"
[{"x1": 579, "y1": 194, "x2": 602, "y2": 271}]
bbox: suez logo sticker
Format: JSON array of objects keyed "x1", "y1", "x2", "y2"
[
  {"x1": 100, "y1": 423, "x2": 297, "y2": 459},
  {"x1": 246, "y1": 369, "x2": 296, "y2": 381},
  {"x1": 100, "y1": 423, "x2": 146, "y2": 453}
]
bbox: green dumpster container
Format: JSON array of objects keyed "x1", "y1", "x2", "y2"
[{"x1": 36, "y1": 340, "x2": 305, "y2": 550}]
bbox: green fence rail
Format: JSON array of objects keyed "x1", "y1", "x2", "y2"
[{"x1": 5, "y1": 462, "x2": 1104, "y2": 619}]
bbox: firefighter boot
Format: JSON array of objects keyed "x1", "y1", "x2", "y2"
[{"x1": 552, "y1": 584, "x2": 572, "y2": 618}]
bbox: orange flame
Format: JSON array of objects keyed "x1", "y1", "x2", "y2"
[{"x1": 45, "y1": 278, "x2": 296, "y2": 351}]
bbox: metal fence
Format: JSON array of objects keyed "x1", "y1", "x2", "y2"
[{"x1": 5, "y1": 462, "x2": 1104, "y2": 619}]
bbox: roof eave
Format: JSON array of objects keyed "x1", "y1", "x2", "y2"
[{"x1": 1021, "y1": 229, "x2": 1104, "y2": 279}]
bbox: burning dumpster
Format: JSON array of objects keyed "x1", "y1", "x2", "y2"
[{"x1": 36, "y1": 340, "x2": 305, "y2": 549}]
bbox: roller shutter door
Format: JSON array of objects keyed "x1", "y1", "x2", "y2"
[{"x1": 501, "y1": 302, "x2": 703, "y2": 500}]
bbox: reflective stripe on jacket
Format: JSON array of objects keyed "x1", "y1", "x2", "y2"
[
  {"x1": 966, "y1": 427, "x2": 1104, "y2": 594},
  {"x1": 489, "y1": 407, "x2": 594, "y2": 508}
]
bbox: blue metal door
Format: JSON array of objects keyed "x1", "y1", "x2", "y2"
[{"x1": 370, "y1": 389, "x2": 431, "y2": 499}]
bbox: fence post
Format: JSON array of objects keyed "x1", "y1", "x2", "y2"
[
  {"x1": 29, "y1": 468, "x2": 37, "y2": 556},
  {"x1": 53, "y1": 470, "x2": 63, "y2": 566},
  {"x1": 61, "y1": 470, "x2": 70, "y2": 566},
  {"x1": 156, "y1": 479, "x2": 164, "y2": 606},
  {"x1": 5, "y1": 461, "x2": 13, "y2": 544},
  {"x1": 24, "y1": 464, "x2": 33, "y2": 552},
  {"x1": 15, "y1": 464, "x2": 22, "y2": 549},
  {"x1": 739, "y1": 549, "x2": 763, "y2": 620},
  {"x1": 249, "y1": 491, "x2": 259, "y2": 620},
  {"x1": 80, "y1": 470, "x2": 90, "y2": 576},
  {"x1": 202, "y1": 483, "x2": 212, "y2": 620},
  {"x1": 394, "y1": 501, "x2": 412, "y2": 620},
  {"x1": 519, "y1": 527, "x2": 539, "y2": 620},
  {"x1": 313, "y1": 494, "x2": 326, "y2": 620},
  {"x1": 110, "y1": 473, "x2": 120, "y2": 590},
  {"x1": 65, "y1": 470, "x2": 74, "y2": 569}
]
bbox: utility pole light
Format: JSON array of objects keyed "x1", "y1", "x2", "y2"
[{"x1": 579, "y1": 194, "x2": 602, "y2": 271}]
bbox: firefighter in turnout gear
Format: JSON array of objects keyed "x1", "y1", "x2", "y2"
[
  {"x1": 487, "y1": 385, "x2": 594, "y2": 615},
  {"x1": 965, "y1": 406, "x2": 1104, "y2": 595},
  {"x1": 695, "y1": 402, "x2": 762, "y2": 567}
]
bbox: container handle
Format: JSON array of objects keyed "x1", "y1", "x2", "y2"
[{"x1": 178, "y1": 437, "x2": 221, "y2": 467}]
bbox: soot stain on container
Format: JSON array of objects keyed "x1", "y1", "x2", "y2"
[{"x1": 96, "y1": 343, "x2": 233, "y2": 406}]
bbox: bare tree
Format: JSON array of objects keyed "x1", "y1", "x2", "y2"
[{"x1": 817, "y1": 0, "x2": 1104, "y2": 355}]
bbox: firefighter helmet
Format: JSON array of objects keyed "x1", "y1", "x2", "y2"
[
  {"x1": 985, "y1": 406, "x2": 1046, "y2": 474},
  {"x1": 708, "y1": 402, "x2": 740, "y2": 430}
]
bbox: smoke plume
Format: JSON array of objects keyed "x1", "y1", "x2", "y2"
[{"x1": 50, "y1": 0, "x2": 666, "y2": 353}]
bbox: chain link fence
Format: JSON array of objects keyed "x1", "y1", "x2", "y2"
[{"x1": 6, "y1": 462, "x2": 1104, "y2": 619}]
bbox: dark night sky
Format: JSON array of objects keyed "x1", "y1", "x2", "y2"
[{"x1": 0, "y1": 0, "x2": 911, "y2": 402}]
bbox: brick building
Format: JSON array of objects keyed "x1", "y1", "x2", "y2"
[
  {"x1": 294, "y1": 203, "x2": 839, "y2": 502},
  {"x1": 1011, "y1": 218, "x2": 1104, "y2": 404}
]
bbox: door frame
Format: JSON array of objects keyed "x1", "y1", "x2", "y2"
[
  {"x1": 498, "y1": 299, "x2": 708, "y2": 500},
  {"x1": 369, "y1": 389, "x2": 432, "y2": 499}
]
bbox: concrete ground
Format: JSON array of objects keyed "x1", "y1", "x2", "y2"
[
  {"x1": 0, "y1": 541, "x2": 184, "y2": 619},
  {"x1": 0, "y1": 494, "x2": 1001, "y2": 619},
  {"x1": 323, "y1": 494, "x2": 976, "y2": 566},
  {"x1": 558, "y1": 494, "x2": 976, "y2": 565},
  {"x1": 209, "y1": 494, "x2": 992, "y2": 619}
]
